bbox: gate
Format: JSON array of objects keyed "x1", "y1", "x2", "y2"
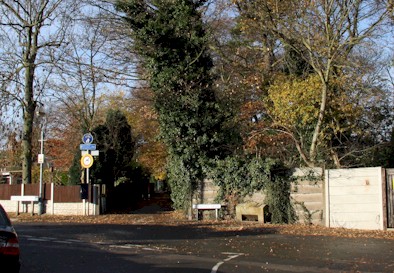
[{"x1": 385, "y1": 169, "x2": 394, "y2": 228}]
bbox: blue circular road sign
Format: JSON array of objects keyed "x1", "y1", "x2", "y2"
[{"x1": 82, "y1": 133, "x2": 94, "y2": 144}]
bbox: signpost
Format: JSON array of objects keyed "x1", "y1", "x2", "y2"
[{"x1": 80, "y1": 133, "x2": 98, "y2": 216}]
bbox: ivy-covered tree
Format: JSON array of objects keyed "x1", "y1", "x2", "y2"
[{"x1": 116, "y1": 0, "x2": 237, "y2": 210}]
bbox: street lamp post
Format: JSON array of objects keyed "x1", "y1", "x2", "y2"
[{"x1": 36, "y1": 105, "x2": 46, "y2": 215}]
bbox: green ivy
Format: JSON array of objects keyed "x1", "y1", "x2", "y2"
[
  {"x1": 166, "y1": 154, "x2": 195, "y2": 210},
  {"x1": 208, "y1": 156, "x2": 296, "y2": 224},
  {"x1": 265, "y1": 176, "x2": 297, "y2": 224}
]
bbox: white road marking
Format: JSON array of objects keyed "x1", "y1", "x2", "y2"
[
  {"x1": 211, "y1": 261, "x2": 224, "y2": 272},
  {"x1": 25, "y1": 236, "x2": 83, "y2": 245},
  {"x1": 211, "y1": 252, "x2": 243, "y2": 273},
  {"x1": 28, "y1": 238, "x2": 48, "y2": 242},
  {"x1": 66, "y1": 239, "x2": 84, "y2": 243},
  {"x1": 39, "y1": 237, "x2": 56, "y2": 240},
  {"x1": 54, "y1": 240, "x2": 73, "y2": 244}
]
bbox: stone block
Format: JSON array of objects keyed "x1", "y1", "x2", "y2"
[{"x1": 236, "y1": 202, "x2": 270, "y2": 223}]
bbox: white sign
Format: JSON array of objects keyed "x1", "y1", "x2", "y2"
[
  {"x1": 38, "y1": 154, "x2": 44, "y2": 164},
  {"x1": 81, "y1": 150, "x2": 98, "y2": 156}
]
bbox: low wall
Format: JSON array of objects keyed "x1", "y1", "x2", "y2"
[
  {"x1": 1, "y1": 199, "x2": 99, "y2": 216},
  {"x1": 233, "y1": 168, "x2": 324, "y2": 225},
  {"x1": 0, "y1": 183, "x2": 101, "y2": 216},
  {"x1": 291, "y1": 168, "x2": 324, "y2": 225},
  {"x1": 1, "y1": 200, "x2": 20, "y2": 212},
  {"x1": 51, "y1": 201, "x2": 98, "y2": 215},
  {"x1": 195, "y1": 168, "x2": 325, "y2": 225}
]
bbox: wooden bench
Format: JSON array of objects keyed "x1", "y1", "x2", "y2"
[
  {"x1": 11, "y1": 195, "x2": 40, "y2": 216},
  {"x1": 192, "y1": 203, "x2": 222, "y2": 220}
]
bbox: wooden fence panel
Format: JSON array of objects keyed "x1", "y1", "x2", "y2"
[
  {"x1": 24, "y1": 184, "x2": 39, "y2": 196},
  {"x1": 53, "y1": 185, "x2": 81, "y2": 202},
  {"x1": 22, "y1": 184, "x2": 49, "y2": 200},
  {"x1": 0, "y1": 184, "x2": 21, "y2": 199},
  {"x1": 0, "y1": 184, "x2": 90, "y2": 203},
  {"x1": 43, "y1": 184, "x2": 50, "y2": 200}
]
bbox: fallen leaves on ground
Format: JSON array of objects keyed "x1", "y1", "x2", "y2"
[{"x1": 9, "y1": 211, "x2": 394, "y2": 240}]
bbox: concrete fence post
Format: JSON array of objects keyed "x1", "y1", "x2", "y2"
[{"x1": 51, "y1": 183, "x2": 55, "y2": 215}]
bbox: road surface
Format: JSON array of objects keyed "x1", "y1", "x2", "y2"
[{"x1": 15, "y1": 221, "x2": 394, "y2": 273}]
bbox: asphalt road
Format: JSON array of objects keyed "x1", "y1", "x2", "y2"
[{"x1": 14, "y1": 221, "x2": 394, "y2": 273}]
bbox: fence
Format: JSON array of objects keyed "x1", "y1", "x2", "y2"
[
  {"x1": 195, "y1": 167, "x2": 392, "y2": 230},
  {"x1": 0, "y1": 183, "x2": 104, "y2": 216},
  {"x1": 325, "y1": 167, "x2": 387, "y2": 230}
]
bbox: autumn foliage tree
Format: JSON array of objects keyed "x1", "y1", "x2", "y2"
[
  {"x1": 126, "y1": 87, "x2": 167, "y2": 180},
  {"x1": 227, "y1": 0, "x2": 392, "y2": 167}
]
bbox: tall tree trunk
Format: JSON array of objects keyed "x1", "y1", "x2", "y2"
[
  {"x1": 22, "y1": 35, "x2": 37, "y2": 184},
  {"x1": 22, "y1": 65, "x2": 35, "y2": 184}
]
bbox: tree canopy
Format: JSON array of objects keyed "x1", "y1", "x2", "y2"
[{"x1": 214, "y1": 0, "x2": 393, "y2": 168}]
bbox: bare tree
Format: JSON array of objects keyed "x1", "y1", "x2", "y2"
[
  {"x1": 49, "y1": 2, "x2": 137, "y2": 134},
  {"x1": 0, "y1": 0, "x2": 79, "y2": 183}
]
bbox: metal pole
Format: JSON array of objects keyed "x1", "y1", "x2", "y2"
[
  {"x1": 86, "y1": 165, "x2": 89, "y2": 215},
  {"x1": 38, "y1": 128, "x2": 44, "y2": 215}
]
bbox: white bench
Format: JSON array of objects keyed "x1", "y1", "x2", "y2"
[
  {"x1": 11, "y1": 195, "x2": 40, "y2": 216},
  {"x1": 192, "y1": 203, "x2": 222, "y2": 220}
]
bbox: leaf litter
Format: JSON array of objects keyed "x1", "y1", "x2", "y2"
[{"x1": 10, "y1": 211, "x2": 394, "y2": 240}]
